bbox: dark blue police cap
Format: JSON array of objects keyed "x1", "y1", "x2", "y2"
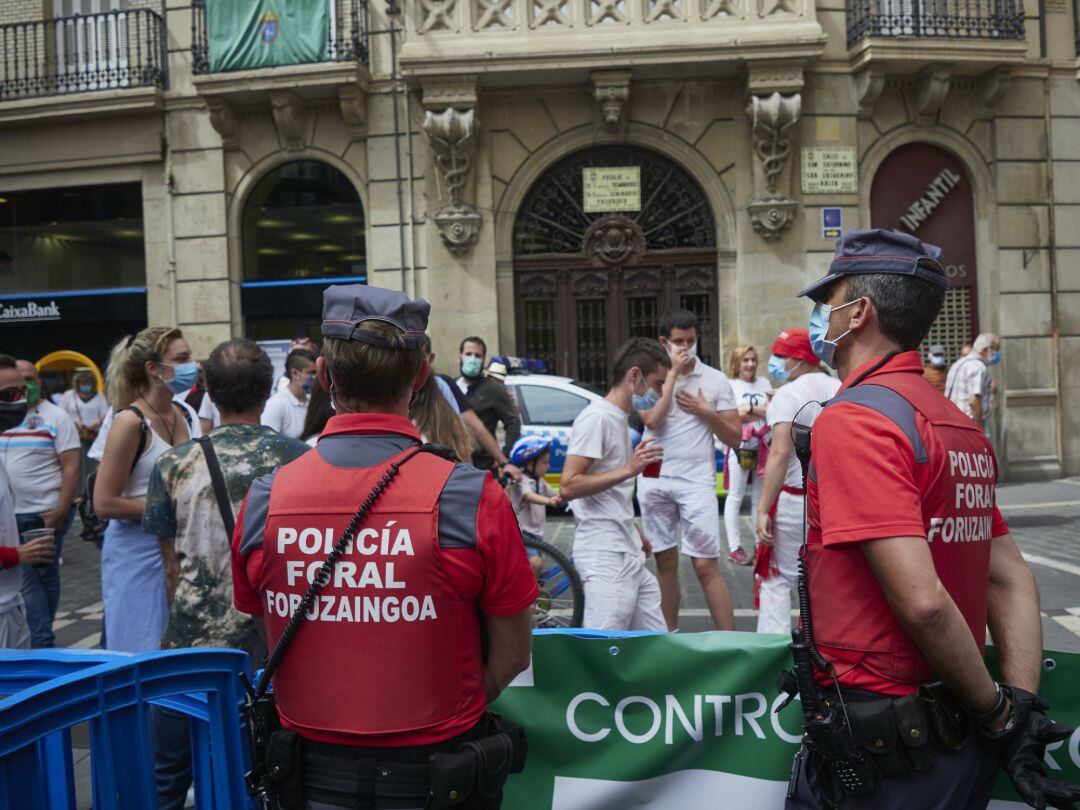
[
  {"x1": 321, "y1": 284, "x2": 430, "y2": 349},
  {"x1": 798, "y1": 228, "x2": 949, "y2": 300}
]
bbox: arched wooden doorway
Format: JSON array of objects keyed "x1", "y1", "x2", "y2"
[
  {"x1": 870, "y1": 143, "x2": 978, "y2": 362},
  {"x1": 513, "y1": 145, "x2": 718, "y2": 388}
]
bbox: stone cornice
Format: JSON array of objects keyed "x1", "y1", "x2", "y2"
[{"x1": 0, "y1": 86, "x2": 163, "y2": 125}]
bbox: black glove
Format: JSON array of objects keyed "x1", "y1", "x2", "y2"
[{"x1": 995, "y1": 687, "x2": 1080, "y2": 810}]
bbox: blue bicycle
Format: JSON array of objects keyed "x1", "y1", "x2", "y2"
[{"x1": 522, "y1": 536, "x2": 584, "y2": 628}]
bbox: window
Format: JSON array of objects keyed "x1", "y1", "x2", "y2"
[
  {"x1": 0, "y1": 183, "x2": 144, "y2": 295},
  {"x1": 241, "y1": 161, "x2": 366, "y2": 283},
  {"x1": 516, "y1": 385, "x2": 589, "y2": 426}
]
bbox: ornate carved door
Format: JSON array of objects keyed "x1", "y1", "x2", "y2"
[{"x1": 513, "y1": 146, "x2": 718, "y2": 388}]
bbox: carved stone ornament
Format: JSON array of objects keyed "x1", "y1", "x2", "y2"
[
  {"x1": 975, "y1": 66, "x2": 1010, "y2": 119},
  {"x1": 338, "y1": 86, "x2": 367, "y2": 138},
  {"x1": 591, "y1": 70, "x2": 631, "y2": 134},
  {"x1": 746, "y1": 92, "x2": 800, "y2": 242},
  {"x1": 583, "y1": 214, "x2": 646, "y2": 266},
  {"x1": 855, "y1": 67, "x2": 885, "y2": 117},
  {"x1": 205, "y1": 97, "x2": 239, "y2": 150},
  {"x1": 913, "y1": 66, "x2": 951, "y2": 126},
  {"x1": 423, "y1": 107, "x2": 481, "y2": 255},
  {"x1": 270, "y1": 91, "x2": 307, "y2": 152}
]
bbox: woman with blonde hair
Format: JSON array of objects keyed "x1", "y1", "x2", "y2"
[
  {"x1": 409, "y1": 375, "x2": 474, "y2": 463},
  {"x1": 723, "y1": 345, "x2": 772, "y2": 564},
  {"x1": 94, "y1": 327, "x2": 199, "y2": 652}
]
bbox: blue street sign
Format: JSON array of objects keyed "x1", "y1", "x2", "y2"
[{"x1": 822, "y1": 207, "x2": 842, "y2": 239}]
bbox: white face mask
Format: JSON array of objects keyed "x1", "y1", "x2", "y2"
[{"x1": 686, "y1": 342, "x2": 698, "y2": 359}]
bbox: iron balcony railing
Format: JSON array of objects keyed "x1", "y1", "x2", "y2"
[
  {"x1": 0, "y1": 8, "x2": 166, "y2": 101},
  {"x1": 847, "y1": 0, "x2": 1025, "y2": 46},
  {"x1": 191, "y1": 0, "x2": 369, "y2": 75}
]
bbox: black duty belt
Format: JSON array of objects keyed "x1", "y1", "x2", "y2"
[{"x1": 303, "y1": 741, "x2": 433, "y2": 807}]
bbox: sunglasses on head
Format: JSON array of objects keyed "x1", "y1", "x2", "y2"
[{"x1": 0, "y1": 386, "x2": 26, "y2": 403}]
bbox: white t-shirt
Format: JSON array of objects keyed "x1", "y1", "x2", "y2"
[
  {"x1": 0, "y1": 464, "x2": 24, "y2": 612},
  {"x1": 508, "y1": 475, "x2": 556, "y2": 537},
  {"x1": 766, "y1": 372, "x2": 841, "y2": 489},
  {"x1": 88, "y1": 396, "x2": 201, "y2": 462},
  {"x1": 0, "y1": 400, "x2": 81, "y2": 513},
  {"x1": 261, "y1": 386, "x2": 308, "y2": 439},
  {"x1": 198, "y1": 395, "x2": 221, "y2": 429},
  {"x1": 945, "y1": 356, "x2": 992, "y2": 422},
  {"x1": 567, "y1": 398, "x2": 638, "y2": 553},
  {"x1": 728, "y1": 375, "x2": 773, "y2": 451},
  {"x1": 59, "y1": 390, "x2": 109, "y2": 429},
  {"x1": 640, "y1": 359, "x2": 736, "y2": 487}
]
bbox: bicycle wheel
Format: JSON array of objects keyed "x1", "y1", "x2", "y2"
[{"x1": 522, "y1": 536, "x2": 584, "y2": 628}]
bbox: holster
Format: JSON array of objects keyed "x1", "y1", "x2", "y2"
[
  {"x1": 919, "y1": 681, "x2": 971, "y2": 751},
  {"x1": 845, "y1": 693, "x2": 936, "y2": 778},
  {"x1": 265, "y1": 729, "x2": 304, "y2": 810},
  {"x1": 427, "y1": 715, "x2": 527, "y2": 809}
]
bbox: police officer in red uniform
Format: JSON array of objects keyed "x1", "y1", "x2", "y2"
[
  {"x1": 231, "y1": 285, "x2": 538, "y2": 810},
  {"x1": 783, "y1": 229, "x2": 1080, "y2": 809}
]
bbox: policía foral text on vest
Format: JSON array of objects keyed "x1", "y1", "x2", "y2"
[{"x1": 265, "y1": 522, "x2": 438, "y2": 624}]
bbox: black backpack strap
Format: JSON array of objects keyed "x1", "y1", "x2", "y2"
[
  {"x1": 172, "y1": 400, "x2": 194, "y2": 430},
  {"x1": 196, "y1": 436, "x2": 235, "y2": 540},
  {"x1": 118, "y1": 406, "x2": 150, "y2": 472}
]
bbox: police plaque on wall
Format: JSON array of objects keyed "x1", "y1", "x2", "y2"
[
  {"x1": 583, "y1": 167, "x2": 641, "y2": 213},
  {"x1": 800, "y1": 148, "x2": 858, "y2": 195}
]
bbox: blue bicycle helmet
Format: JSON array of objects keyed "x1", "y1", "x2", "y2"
[{"x1": 510, "y1": 435, "x2": 554, "y2": 466}]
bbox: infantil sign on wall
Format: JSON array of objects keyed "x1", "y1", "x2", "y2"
[
  {"x1": 800, "y1": 148, "x2": 858, "y2": 194},
  {"x1": 898, "y1": 168, "x2": 962, "y2": 232},
  {"x1": 583, "y1": 167, "x2": 641, "y2": 213}
]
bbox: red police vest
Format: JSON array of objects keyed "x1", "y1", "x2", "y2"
[
  {"x1": 806, "y1": 369, "x2": 999, "y2": 694},
  {"x1": 258, "y1": 446, "x2": 487, "y2": 742}
]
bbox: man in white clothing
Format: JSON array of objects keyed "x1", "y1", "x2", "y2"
[
  {"x1": 0, "y1": 357, "x2": 79, "y2": 647},
  {"x1": 945, "y1": 332, "x2": 998, "y2": 431},
  {"x1": 637, "y1": 309, "x2": 742, "y2": 631},
  {"x1": 260, "y1": 348, "x2": 316, "y2": 439},
  {"x1": 755, "y1": 329, "x2": 840, "y2": 634},
  {"x1": 560, "y1": 338, "x2": 670, "y2": 632}
]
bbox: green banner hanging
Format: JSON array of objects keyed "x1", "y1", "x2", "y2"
[
  {"x1": 205, "y1": 0, "x2": 329, "y2": 73},
  {"x1": 492, "y1": 631, "x2": 1080, "y2": 808}
]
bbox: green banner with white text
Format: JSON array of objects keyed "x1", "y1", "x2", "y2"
[
  {"x1": 492, "y1": 631, "x2": 1080, "y2": 809},
  {"x1": 206, "y1": 0, "x2": 329, "y2": 73}
]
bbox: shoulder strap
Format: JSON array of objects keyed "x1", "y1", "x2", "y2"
[
  {"x1": 119, "y1": 406, "x2": 150, "y2": 473},
  {"x1": 196, "y1": 436, "x2": 235, "y2": 540},
  {"x1": 827, "y1": 384, "x2": 929, "y2": 463}
]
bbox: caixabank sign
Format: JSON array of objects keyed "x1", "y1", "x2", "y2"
[{"x1": 0, "y1": 300, "x2": 61, "y2": 323}]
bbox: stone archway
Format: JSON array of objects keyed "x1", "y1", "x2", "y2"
[{"x1": 512, "y1": 144, "x2": 718, "y2": 387}]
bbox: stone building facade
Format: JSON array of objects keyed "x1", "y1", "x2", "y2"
[{"x1": 0, "y1": 0, "x2": 1076, "y2": 478}]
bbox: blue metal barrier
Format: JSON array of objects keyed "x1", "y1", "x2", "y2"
[{"x1": 0, "y1": 648, "x2": 252, "y2": 810}]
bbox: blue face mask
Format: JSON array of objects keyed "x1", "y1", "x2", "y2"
[
  {"x1": 767, "y1": 355, "x2": 790, "y2": 383},
  {"x1": 301, "y1": 375, "x2": 315, "y2": 395},
  {"x1": 461, "y1": 356, "x2": 483, "y2": 378},
  {"x1": 631, "y1": 369, "x2": 661, "y2": 410},
  {"x1": 808, "y1": 299, "x2": 859, "y2": 370},
  {"x1": 162, "y1": 362, "x2": 198, "y2": 394},
  {"x1": 988, "y1": 351, "x2": 1001, "y2": 366}
]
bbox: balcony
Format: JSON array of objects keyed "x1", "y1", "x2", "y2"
[
  {"x1": 191, "y1": 0, "x2": 370, "y2": 76},
  {"x1": 397, "y1": 0, "x2": 826, "y2": 82},
  {"x1": 846, "y1": 0, "x2": 1027, "y2": 74},
  {"x1": 0, "y1": 8, "x2": 166, "y2": 117}
]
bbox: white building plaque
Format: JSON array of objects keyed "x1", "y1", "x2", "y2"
[
  {"x1": 583, "y1": 167, "x2": 641, "y2": 213},
  {"x1": 801, "y1": 148, "x2": 858, "y2": 194}
]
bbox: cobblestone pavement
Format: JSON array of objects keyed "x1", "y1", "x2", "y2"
[{"x1": 50, "y1": 477, "x2": 1080, "y2": 652}]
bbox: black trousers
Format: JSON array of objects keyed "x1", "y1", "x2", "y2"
[{"x1": 785, "y1": 734, "x2": 999, "y2": 810}]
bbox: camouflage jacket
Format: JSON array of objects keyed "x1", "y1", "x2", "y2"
[{"x1": 143, "y1": 423, "x2": 308, "y2": 651}]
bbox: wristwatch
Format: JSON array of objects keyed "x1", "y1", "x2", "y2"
[{"x1": 965, "y1": 683, "x2": 1018, "y2": 740}]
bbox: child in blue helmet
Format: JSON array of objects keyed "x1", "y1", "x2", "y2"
[{"x1": 507, "y1": 435, "x2": 563, "y2": 575}]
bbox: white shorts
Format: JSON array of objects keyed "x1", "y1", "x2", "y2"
[
  {"x1": 573, "y1": 547, "x2": 667, "y2": 633},
  {"x1": 637, "y1": 476, "x2": 721, "y2": 558}
]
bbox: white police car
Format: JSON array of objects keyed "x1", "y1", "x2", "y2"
[{"x1": 502, "y1": 370, "x2": 726, "y2": 495}]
